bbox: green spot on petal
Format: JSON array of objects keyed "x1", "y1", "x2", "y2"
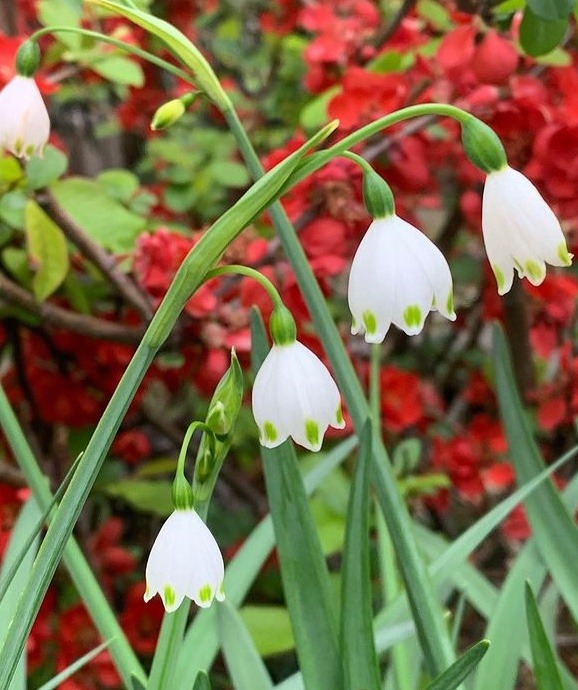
[
  {"x1": 524, "y1": 259, "x2": 543, "y2": 282},
  {"x1": 558, "y1": 242, "x2": 573, "y2": 266},
  {"x1": 14, "y1": 138, "x2": 23, "y2": 156},
  {"x1": 163, "y1": 585, "x2": 176, "y2": 609},
  {"x1": 362, "y1": 310, "x2": 377, "y2": 335},
  {"x1": 305, "y1": 419, "x2": 320, "y2": 448},
  {"x1": 25, "y1": 144, "x2": 34, "y2": 157},
  {"x1": 336, "y1": 406, "x2": 344, "y2": 425},
  {"x1": 403, "y1": 305, "x2": 422, "y2": 329},
  {"x1": 446, "y1": 291, "x2": 454, "y2": 315},
  {"x1": 493, "y1": 265, "x2": 505, "y2": 292},
  {"x1": 263, "y1": 421, "x2": 277, "y2": 442},
  {"x1": 199, "y1": 584, "x2": 212, "y2": 604}
]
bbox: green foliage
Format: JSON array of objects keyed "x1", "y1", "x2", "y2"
[
  {"x1": 50, "y1": 177, "x2": 146, "y2": 252},
  {"x1": 527, "y1": 0, "x2": 573, "y2": 20},
  {"x1": 102, "y1": 479, "x2": 174, "y2": 515},
  {"x1": 519, "y1": 8, "x2": 568, "y2": 56},
  {"x1": 239, "y1": 606, "x2": 294, "y2": 657},
  {"x1": 426, "y1": 641, "x2": 490, "y2": 690},
  {"x1": 25, "y1": 200, "x2": 69, "y2": 301},
  {"x1": 525, "y1": 583, "x2": 564, "y2": 690},
  {"x1": 26, "y1": 146, "x2": 68, "y2": 190}
]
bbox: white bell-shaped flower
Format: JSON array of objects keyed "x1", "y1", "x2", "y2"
[
  {"x1": 252, "y1": 340, "x2": 345, "y2": 451},
  {"x1": 348, "y1": 215, "x2": 456, "y2": 343},
  {"x1": 482, "y1": 166, "x2": 573, "y2": 295},
  {"x1": 144, "y1": 508, "x2": 225, "y2": 612},
  {"x1": 0, "y1": 76, "x2": 50, "y2": 159}
]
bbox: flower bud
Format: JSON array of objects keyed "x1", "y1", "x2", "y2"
[
  {"x1": 269, "y1": 305, "x2": 297, "y2": 346},
  {"x1": 205, "y1": 349, "x2": 243, "y2": 437},
  {"x1": 172, "y1": 472, "x2": 194, "y2": 510},
  {"x1": 362, "y1": 166, "x2": 395, "y2": 219},
  {"x1": 150, "y1": 92, "x2": 197, "y2": 131},
  {"x1": 15, "y1": 41, "x2": 40, "y2": 78},
  {"x1": 461, "y1": 116, "x2": 507, "y2": 174}
]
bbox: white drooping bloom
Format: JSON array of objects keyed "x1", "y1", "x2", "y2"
[
  {"x1": 252, "y1": 340, "x2": 345, "y2": 451},
  {"x1": 144, "y1": 509, "x2": 225, "y2": 612},
  {"x1": 0, "y1": 76, "x2": 50, "y2": 159},
  {"x1": 348, "y1": 215, "x2": 456, "y2": 343},
  {"x1": 482, "y1": 166, "x2": 573, "y2": 295}
]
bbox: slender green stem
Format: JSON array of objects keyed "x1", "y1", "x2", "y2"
[
  {"x1": 0, "y1": 384, "x2": 146, "y2": 687},
  {"x1": 31, "y1": 27, "x2": 196, "y2": 86},
  {"x1": 223, "y1": 105, "x2": 456, "y2": 675},
  {"x1": 206, "y1": 264, "x2": 284, "y2": 309},
  {"x1": 369, "y1": 343, "x2": 381, "y2": 424}
]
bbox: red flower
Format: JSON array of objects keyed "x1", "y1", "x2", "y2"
[
  {"x1": 380, "y1": 366, "x2": 426, "y2": 433},
  {"x1": 120, "y1": 582, "x2": 164, "y2": 656},
  {"x1": 87, "y1": 518, "x2": 136, "y2": 595},
  {"x1": 112, "y1": 430, "x2": 151, "y2": 464}
]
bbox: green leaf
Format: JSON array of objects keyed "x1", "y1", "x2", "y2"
[
  {"x1": 102, "y1": 479, "x2": 173, "y2": 515},
  {"x1": 131, "y1": 676, "x2": 147, "y2": 690},
  {"x1": 525, "y1": 583, "x2": 564, "y2": 690},
  {"x1": 493, "y1": 324, "x2": 578, "y2": 625},
  {"x1": 0, "y1": 191, "x2": 26, "y2": 229},
  {"x1": 0, "y1": 499, "x2": 42, "y2": 690},
  {"x1": 96, "y1": 169, "x2": 140, "y2": 203},
  {"x1": 417, "y1": 0, "x2": 453, "y2": 29},
  {"x1": 299, "y1": 86, "x2": 340, "y2": 132},
  {"x1": 217, "y1": 601, "x2": 274, "y2": 690},
  {"x1": 209, "y1": 161, "x2": 250, "y2": 188},
  {"x1": 25, "y1": 200, "x2": 69, "y2": 301},
  {"x1": 26, "y1": 145, "x2": 68, "y2": 190},
  {"x1": 519, "y1": 7, "x2": 568, "y2": 56},
  {"x1": 239, "y1": 606, "x2": 294, "y2": 657},
  {"x1": 426, "y1": 640, "x2": 490, "y2": 690},
  {"x1": 340, "y1": 423, "x2": 380, "y2": 690},
  {"x1": 37, "y1": 0, "x2": 82, "y2": 48},
  {"x1": 193, "y1": 672, "x2": 212, "y2": 690},
  {"x1": 527, "y1": 0, "x2": 572, "y2": 21},
  {"x1": 534, "y1": 46, "x2": 572, "y2": 65},
  {"x1": 251, "y1": 310, "x2": 344, "y2": 690},
  {"x1": 0, "y1": 156, "x2": 23, "y2": 184},
  {"x1": 88, "y1": 55, "x2": 145, "y2": 86},
  {"x1": 51, "y1": 177, "x2": 146, "y2": 252}
]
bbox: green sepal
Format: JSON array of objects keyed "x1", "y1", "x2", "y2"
[
  {"x1": 362, "y1": 166, "x2": 395, "y2": 219},
  {"x1": 205, "y1": 349, "x2": 244, "y2": 437},
  {"x1": 15, "y1": 41, "x2": 41, "y2": 77},
  {"x1": 461, "y1": 117, "x2": 507, "y2": 174},
  {"x1": 269, "y1": 304, "x2": 297, "y2": 345},
  {"x1": 171, "y1": 472, "x2": 194, "y2": 510}
]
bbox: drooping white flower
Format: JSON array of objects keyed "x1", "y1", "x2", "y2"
[
  {"x1": 0, "y1": 76, "x2": 50, "y2": 159},
  {"x1": 144, "y1": 509, "x2": 225, "y2": 612},
  {"x1": 252, "y1": 340, "x2": 345, "y2": 452},
  {"x1": 348, "y1": 215, "x2": 456, "y2": 343},
  {"x1": 482, "y1": 166, "x2": 573, "y2": 295}
]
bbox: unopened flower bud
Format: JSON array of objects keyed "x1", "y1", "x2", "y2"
[
  {"x1": 150, "y1": 92, "x2": 197, "y2": 131},
  {"x1": 269, "y1": 305, "x2": 297, "y2": 346},
  {"x1": 205, "y1": 349, "x2": 243, "y2": 437},
  {"x1": 171, "y1": 472, "x2": 194, "y2": 510},
  {"x1": 15, "y1": 41, "x2": 40, "y2": 78},
  {"x1": 461, "y1": 116, "x2": 507, "y2": 174},
  {"x1": 362, "y1": 166, "x2": 395, "y2": 219}
]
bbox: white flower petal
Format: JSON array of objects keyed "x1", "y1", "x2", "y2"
[
  {"x1": 144, "y1": 509, "x2": 224, "y2": 612},
  {"x1": 252, "y1": 340, "x2": 344, "y2": 452},
  {"x1": 348, "y1": 216, "x2": 455, "y2": 342},
  {"x1": 482, "y1": 166, "x2": 572, "y2": 294},
  {"x1": 0, "y1": 76, "x2": 50, "y2": 159}
]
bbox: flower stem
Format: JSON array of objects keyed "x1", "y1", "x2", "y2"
[
  {"x1": 205, "y1": 264, "x2": 284, "y2": 309},
  {"x1": 223, "y1": 105, "x2": 456, "y2": 676}
]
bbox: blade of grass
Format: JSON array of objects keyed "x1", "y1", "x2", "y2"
[
  {"x1": 340, "y1": 423, "x2": 380, "y2": 690},
  {"x1": 525, "y1": 583, "x2": 564, "y2": 690},
  {"x1": 217, "y1": 600, "x2": 274, "y2": 690},
  {"x1": 0, "y1": 499, "x2": 41, "y2": 690},
  {"x1": 251, "y1": 310, "x2": 344, "y2": 690},
  {"x1": 37, "y1": 641, "x2": 110, "y2": 690},
  {"x1": 425, "y1": 640, "x2": 490, "y2": 690},
  {"x1": 493, "y1": 323, "x2": 578, "y2": 625}
]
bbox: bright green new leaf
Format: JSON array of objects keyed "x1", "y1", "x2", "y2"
[
  {"x1": 239, "y1": 607, "x2": 294, "y2": 657},
  {"x1": 25, "y1": 200, "x2": 69, "y2": 301},
  {"x1": 340, "y1": 423, "x2": 380, "y2": 690},
  {"x1": 51, "y1": 178, "x2": 146, "y2": 252},
  {"x1": 103, "y1": 479, "x2": 173, "y2": 515},
  {"x1": 519, "y1": 7, "x2": 568, "y2": 56},
  {"x1": 88, "y1": 55, "x2": 145, "y2": 86},
  {"x1": 525, "y1": 583, "x2": 564, "y2": 690},
  {"x1": 426, "y1": 640, "x2": 490, "y2": 690},
  {"x1": 0, "y1": 191, "x2": 26, "y2": 229},
  {"x1": 37, "y1": 0, "x2": 82, "y2": 48},
  {"x1": 493, "y1": 324, "x2": 578, "y2": 626},
  {"x1": 217, "y1": 601, "x2": 274, "y2": 690},
  {"x1": 96, "y1": 169, "x2": 140, "y2": 203}
]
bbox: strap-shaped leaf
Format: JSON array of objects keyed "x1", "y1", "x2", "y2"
[
  {"x1": 426, "y1": 640, "x2": 489, "y2": 690},
  {"x1": 340, "y1": 422, "x2": 380, "y2": 690},
  {"x1": 525, "y1": 583, "x2": 564, "y2": 690},
  {"x1": 493, "y1": 324, "x2": 578, "y2": 625},
  {"x1": 217, "y1": 600, "x2": 274, "y2": 690},
  {"x1": 251, "y1": 310, "x2": 344, "y2": 690},
  {"x1": 37, "y1": 641, "x2": 110, "y2": 690},
  {"x1": 193, "y1": 671, "x2": 212, "y2": 690}
]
